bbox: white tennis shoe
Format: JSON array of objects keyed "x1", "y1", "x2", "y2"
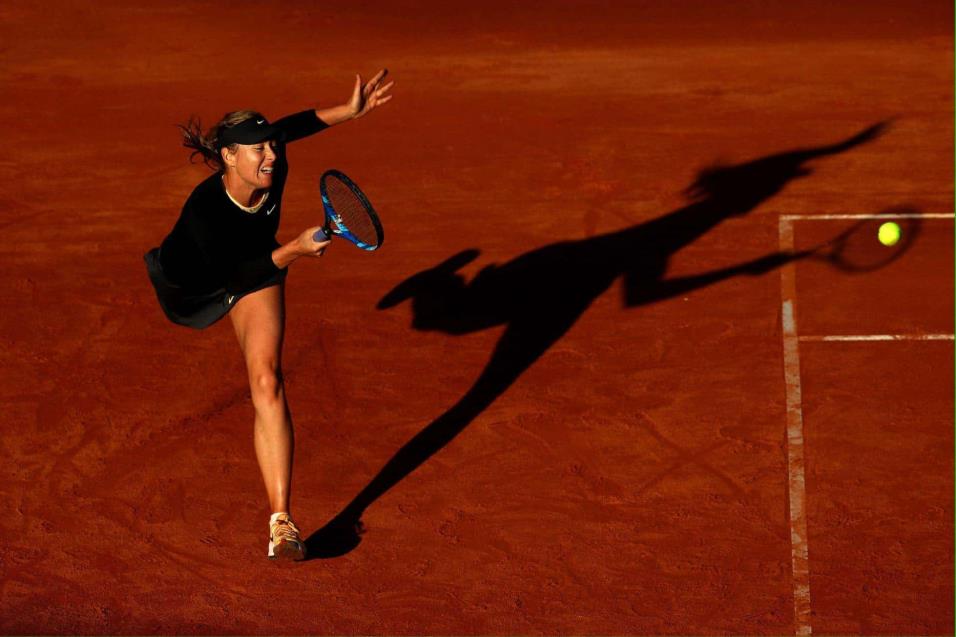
[{"x1": 268, "y1": 513, "x2": 307, "y2": 561}]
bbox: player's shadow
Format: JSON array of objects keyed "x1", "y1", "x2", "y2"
[{"x1": 305, "y1": 121, "x2": 892, "y2": 558}]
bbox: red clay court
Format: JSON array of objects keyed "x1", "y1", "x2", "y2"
[{"x1": 1, "y1": 1, "x2": 952, "y2": 634}]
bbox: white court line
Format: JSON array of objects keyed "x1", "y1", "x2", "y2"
[
  {"x1": 780, "y1": 212, "x2": 953, "y2": 221},
  {"x1": 778, "y1": 218, "x2": 812, "y2": 636},
  {"x1": 800, "y1": 334, "x2": 954, "y2": 342}
]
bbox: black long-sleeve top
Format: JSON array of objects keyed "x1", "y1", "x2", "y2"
[{"x1": 159, "y1": 110, "x2": 329, "y2": 295}]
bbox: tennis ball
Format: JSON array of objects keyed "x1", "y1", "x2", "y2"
[{"x1": 878, "y1": 221, "x2": 901, "y2": 246}]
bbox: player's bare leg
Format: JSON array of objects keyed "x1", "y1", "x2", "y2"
[
  {"x1": 230, "y1": 283, "x2": 292, "y2": 513},
  {"x1": 229, "y1": 283, "x2": 305, "y2": 559}
]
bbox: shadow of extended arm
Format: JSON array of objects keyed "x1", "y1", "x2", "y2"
[{"x1": 625, "y1": 250, "x2": 797, "y2": 306}]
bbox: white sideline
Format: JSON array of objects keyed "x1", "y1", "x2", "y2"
[{"x1": 778, "y1": 218, "x2": 813, "y2": 635}]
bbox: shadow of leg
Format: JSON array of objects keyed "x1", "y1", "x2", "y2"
[{"x1": 305, "y1": 308, "x2": 588, "y2": 559}]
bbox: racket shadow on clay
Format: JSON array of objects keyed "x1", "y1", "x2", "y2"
[
  {"x1": 306, "y1": 120, "x2": 920, "y2": 558},
  {"x1": 797, "y1": 212, "x2": 922, "y2": 273}
]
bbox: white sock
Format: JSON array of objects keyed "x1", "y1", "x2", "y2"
[{"x1": 270, "y1": 512, "x2": 289, "y2": 525}]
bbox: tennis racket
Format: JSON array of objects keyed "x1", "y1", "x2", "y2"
[
  {"x1": 312, "y1": 169, "x2": 384, "y2": 251},
  {"x1": 801, "y1": 211, "x2": 922, "y2": 273}
]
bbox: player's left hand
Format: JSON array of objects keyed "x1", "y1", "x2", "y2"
[{"x1": 348, "y1": 69, "x2": 394, "y2": 120}]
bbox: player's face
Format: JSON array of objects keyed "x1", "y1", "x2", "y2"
[{"x1": 228, "y1": 139, "x2": 278, "y2": 189}]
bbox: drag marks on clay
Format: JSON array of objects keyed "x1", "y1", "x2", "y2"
[
  {"x1": 8, "y1": 303, "x2": 128, "y2": 501},
  {"x1": 300, "y1": 317, "x2": 347, "y2": 416},
  {"x1": 140, "y1": 534, "x2": 255, "y2": 599},
  {"x1": 629, "y1": 412, "x2": 788, "y2": 539},
  {"x1": 73, "y1": 488, "x2": 257, "y2": 600},
  {"x1": 74, "y1": 384, "x2": 250, "y2": 498},
  {"x1": 136, "y1": 478, "x2": 189, "y2": 525},
  {"x1": 43, "y1": 413, "x2": 115, "y2": 502},
  {"x1": 493, "y1": 412, "x2": 560, "y2": 459},
  {"x1": 632, "y1": 439, "x2": 730, "y2": 497},
  {"x1": 12, "y1": 381, "x2": 253, "y2": 583},
  {"x1": 0, "y1": 567, "x2": 95, "y2": 631},
  {"x1": 634, "y1": 414, "x2": 768, "y2": 497}
]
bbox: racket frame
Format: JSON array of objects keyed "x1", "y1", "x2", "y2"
[{"x1": 316, "y1": 169, "x2": 384, "y2": 251}]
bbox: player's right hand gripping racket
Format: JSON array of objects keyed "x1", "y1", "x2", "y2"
[{"x1": 313, "y1": 169, "x2": 384, "y2": 251}]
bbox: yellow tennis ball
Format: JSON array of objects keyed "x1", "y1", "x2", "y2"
[{"x1": 878, "y1": 221, "x2": 901, "y2": 246}]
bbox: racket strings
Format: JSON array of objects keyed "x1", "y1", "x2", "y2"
[{"x1": 325, "y1": 177, "x2": 380, "y2": 246}]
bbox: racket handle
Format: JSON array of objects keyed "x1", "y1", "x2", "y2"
[{"x1": 313, "y1": 229, "x2": 329, "y2": 242}]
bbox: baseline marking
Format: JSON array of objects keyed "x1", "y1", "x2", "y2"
[
  {"x1": 780, "y1": 212, "x2": 953, "y2": 221},
  {"x1": 779, "y1": 218, "x2": 812, "y2": 635},
  {"x1": 800, "y1": 334, "x2": 954, "y2": 342}
]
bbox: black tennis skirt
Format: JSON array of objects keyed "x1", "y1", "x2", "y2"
[{"x1": 144, "y1": 247, "x2": 287, "y2": 329}]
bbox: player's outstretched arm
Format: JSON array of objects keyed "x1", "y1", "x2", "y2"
[{"x1": 315, "y1": 68, "x2": 394, "y2": 125}]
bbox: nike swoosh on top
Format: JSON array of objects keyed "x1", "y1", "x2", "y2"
[{"x1": 257, "y1": 119, "x2": 265, "y2": 124}]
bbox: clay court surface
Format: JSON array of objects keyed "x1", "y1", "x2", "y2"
[{"x1": 1, "y1": 1, "x2": 953, "y2": 634}]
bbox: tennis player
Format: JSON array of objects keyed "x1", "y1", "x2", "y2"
[{"x1": 144, "y1": 69, "x2": 393, "y2": 561}]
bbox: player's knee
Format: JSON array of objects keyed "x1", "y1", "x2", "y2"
[{"x1": 250, "y1": 366, "x2": 283, "y2": 405}]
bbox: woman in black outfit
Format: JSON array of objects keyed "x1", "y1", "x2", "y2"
[{"x1": 145, "y1": 69, "x2": 393, "y2": 561}]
